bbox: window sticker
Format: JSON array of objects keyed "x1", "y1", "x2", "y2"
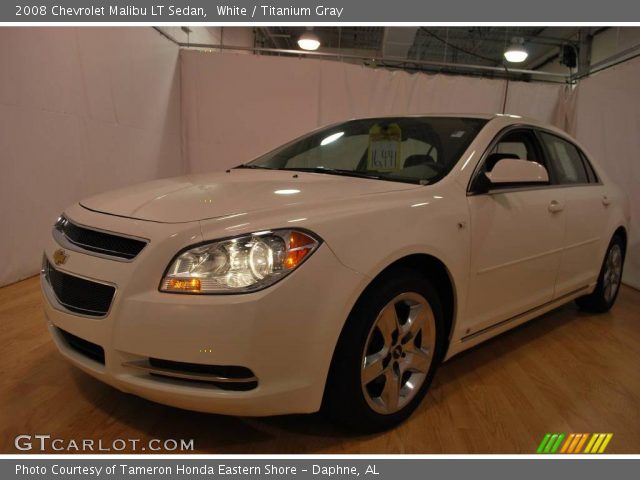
[
  {"x1": 451, "y1": 130, "x2": 466, "y2": 138},
  {"x1": 367, "y1": 123, "x2": 402, "y2": 172}
]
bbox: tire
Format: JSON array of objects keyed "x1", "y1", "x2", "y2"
[
  {"x1": 576, "y1": 234, "x2": 626, "y2": 313},
  {"x1": 323, "y1": 268, "x2": 445, "y2": 432}
]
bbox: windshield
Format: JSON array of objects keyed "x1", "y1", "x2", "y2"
[{"x1": 242, "y1": 117, "x2": 487, "y2": 184}]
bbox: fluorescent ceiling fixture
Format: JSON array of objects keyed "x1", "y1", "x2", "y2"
[
  {"x1": 274, "y1": 189, "x2": 301, "y2": 195},
  {"x1": 298, "y1": 31, "x2": 320, "y2": 51},
  {"x1": 320, "y1": 131, "x2": 344, "y2": 146},
  {"x1": 504, "y1": 37, "x2": 528, "y2": 63}
]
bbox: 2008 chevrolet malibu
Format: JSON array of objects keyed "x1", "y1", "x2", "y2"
[{"x1": 41, "y1": 114, "x2": 629, "y2": 431}]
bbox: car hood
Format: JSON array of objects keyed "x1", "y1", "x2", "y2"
[{"x1": 80, "y1": 169, "x2": 419, "y2": 223}]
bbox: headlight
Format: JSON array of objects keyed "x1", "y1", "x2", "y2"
[{"x1": 160, "y1": 229, "x2": 321, "y2": 294}]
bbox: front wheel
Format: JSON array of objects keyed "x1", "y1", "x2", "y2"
[
  {"x1": 576, "y1": 234, "x2": 625, "y2": 313},
  {"x1": 323, "y1": 270, "x2": 444, "y2": 432}
]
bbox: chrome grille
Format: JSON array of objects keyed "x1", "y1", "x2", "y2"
[{"x1": 54, "y1": 216, "x2": 147, "y2": 260}]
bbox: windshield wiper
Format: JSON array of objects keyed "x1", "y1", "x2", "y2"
[
  {"x1": 234, "y1": 164, "x2": 272, "y2": 169},
  {"x1": 284, "y1": 167, "x2": 381, "y2": 180},
  {"x1": 234, "y1": 165, "x2": 423, "y2": 184}
]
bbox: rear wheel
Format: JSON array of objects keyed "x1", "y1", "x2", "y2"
[
  {"x1": 576, "y1": 234, "x2": 625, "y2": 313},
  {"x1": 324, "y1": 269, "x2": 444, "y2": 432}
]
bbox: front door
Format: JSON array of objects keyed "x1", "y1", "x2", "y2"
[{"x1": 464, "y1": 128, "x2": 566, "y2": 335}]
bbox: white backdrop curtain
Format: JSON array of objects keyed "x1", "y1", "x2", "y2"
[
  {"x1": 181, "y1": 51, "x2": 565, "y2": 173},
  {"x1": 0, "y1": 28, "x2": 184, "y2": 286},
  {"x1": 568, "y1": 57, "x2": 640, "y2": 288}
]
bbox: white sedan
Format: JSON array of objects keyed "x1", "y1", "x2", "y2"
[{"x1": 41, "y1": 114, "x2": 629, "y2": 431}]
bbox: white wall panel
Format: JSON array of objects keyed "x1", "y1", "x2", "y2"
[{"x1": 0, "y1": 28, "x2": 183, "y2": 286}]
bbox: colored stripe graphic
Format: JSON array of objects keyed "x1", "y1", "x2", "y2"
[
  {"x1": 544, "y1": 433, "x2": 558, "y2": 453},
  {"x1": 550, "y1": 433, "x2": 565, "y2": 453},
  {"x1": 559, "y1": 433, "x2": 575, "y2": 453},
  {"x1": 567, "y1": 433, "x2": 585, "y2": 453},
  {"x1": 536, "y1": 433, "x2": 552, "y2": 453},
  {"x1": 584, "y1": 433, "x2": 614, "y2": 453},
  {"x1": 597, "y1": 433, "x2": 613, "y2": 453},
  {"x1": 537, "y1": 433, "x2": 613, "y2": 454},
  {"x1": 537, "y1": 433, "x2": 565, "y2": 453},
  {"x1": 575, "y1": 433, "x2": 589, "y2": 453},
  {"x1": 584, "y1": 434, "x2": 598, "y2": 453},
  {"x1": 591, "y1": 434, "x2": 606, "y2": 453},
  {"x1": 572, "y1": 434, "x2": 584, "y2": 453}
]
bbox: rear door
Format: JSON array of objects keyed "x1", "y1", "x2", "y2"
[
  {"x1": 537, "y1": 131, "x2": 607, "y2": 297},
  {"x1": 465, "y1": 128, "x2": 566, "y2": 335}
]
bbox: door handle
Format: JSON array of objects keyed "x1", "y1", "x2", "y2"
[
  {"x1": 548, "y1": 200, "x2": 564, "y2": 213},
  {"x1": 602, "y1": 195, "x2": 611, "y2": 206}
]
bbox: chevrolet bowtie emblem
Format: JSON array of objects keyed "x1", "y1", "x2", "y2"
[{"x1": 53, "y1": 249, "x2": 68, "y2": 266}]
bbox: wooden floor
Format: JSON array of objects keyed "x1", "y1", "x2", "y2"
[{"x1": 1, "y1": 276, "x2": 639, "y2": 454}]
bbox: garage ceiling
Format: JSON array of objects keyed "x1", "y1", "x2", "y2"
[{"x1": 258, "y1": 27, "x2": 585, "y2": 75}]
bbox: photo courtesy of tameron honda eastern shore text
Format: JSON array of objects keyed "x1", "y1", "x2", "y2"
[{"x1": 41, "y1": 114, "x2": 629, "y2": 431}]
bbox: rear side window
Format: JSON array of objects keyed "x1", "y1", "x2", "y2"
[
  {"x1": 539, "y1": 132, "x2": 588, "y2": 184},
  {"x1": 580, "y1": 151, "x2": 599, "y2": 183}
]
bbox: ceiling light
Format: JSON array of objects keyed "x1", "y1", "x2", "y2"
[
  {"x1": 504, "y1": 37, "x2": 528, "y2": 63},
  {"x1": 298, "y1": 31, "x2": 320, "y2": 51}
]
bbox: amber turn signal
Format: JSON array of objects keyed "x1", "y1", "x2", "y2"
[
  {"x1": 166, "y1": 278, "x2": 201, "y2": 292},
  {"x1": 284, "y1": 231, "x2": 316, "y2": 269}
]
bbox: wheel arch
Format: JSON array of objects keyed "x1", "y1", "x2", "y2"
[
  {"x1": 375, "y1": 254, "x2": 457, "y2": 353},
  {"x1": 613, "y1": 225, "x2": 628, "y2": 252},
  {"x1": 331, "y1": 252, "x2": 457, "y2": 369},
  {"x1": 321, "y1": 251, "x2": 458, "y2": 411}
]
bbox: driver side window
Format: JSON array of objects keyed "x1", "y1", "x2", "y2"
[{"x1": 485, "y1": 129, "x2": 544, "y2": 172}]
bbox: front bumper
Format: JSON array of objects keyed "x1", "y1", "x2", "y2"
[{"x1": 41, "y1": 205, "x2": 365, "y2": 416}]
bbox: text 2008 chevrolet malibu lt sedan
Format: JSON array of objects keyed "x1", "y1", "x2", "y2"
[{"x1": 42, "y1": 114, "x2": 629, "y2": 431}]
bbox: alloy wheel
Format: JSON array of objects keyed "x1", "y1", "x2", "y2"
[
  {"x1": 360, "y1": 292, "x2": 436, "y2": 415},
  {"x1": 603, "y1": 244, "x2": 623, "y2": 303}
]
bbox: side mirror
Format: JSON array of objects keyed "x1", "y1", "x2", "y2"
[{"x1": 484, "y1": 158, "x2": 549, "y2": 188}]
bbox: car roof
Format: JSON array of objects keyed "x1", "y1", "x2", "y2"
[
  {"x1": 343, "y1": 113, "x2": 494, "y2": 121},
  {"x1": 340, "y1": 113, "x2": 570, "y2": 137},
  {"x1": 347, "y1": 113, "x2": 544, "y2": 122}
]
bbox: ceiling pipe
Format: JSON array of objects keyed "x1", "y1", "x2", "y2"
[
  {"x1": 571, "y1": 41, "x2": 640, "y2": 81},
  {"x1": 181, "y1": 42, "x2": 569, "y2": 81}
]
